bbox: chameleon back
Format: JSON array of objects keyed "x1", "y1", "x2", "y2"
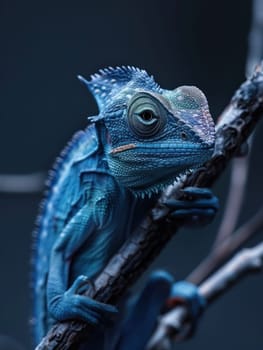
[{"x1": 32, "y1": 124, "x2": 101, "y2": 342}]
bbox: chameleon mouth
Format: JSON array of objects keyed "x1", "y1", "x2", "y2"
[{"x1": 110, "y1": 143, "x2": 136, "y2": 154}]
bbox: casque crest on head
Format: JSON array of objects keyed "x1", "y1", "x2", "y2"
[
  {"x1": 162, "y1": 86, "x2": 215, "y2": 145},
  {"x1": 77, "y1": 66, "x2": 161, "y2": 121}
]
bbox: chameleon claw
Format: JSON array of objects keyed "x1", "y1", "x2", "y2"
[
  {"x1": 70, "y1": 275, "x2": 95, "y2": 295},
  {"x1": 181, "y1": 187, "x2": 214, "y2": 199}
]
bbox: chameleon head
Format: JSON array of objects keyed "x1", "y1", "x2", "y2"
[
  {"x1": 105, "y1": 86, "x2": 215, "y2": 195},
  {"x1": 79, "y1": 67, "x2": 215, "y2": 197}
]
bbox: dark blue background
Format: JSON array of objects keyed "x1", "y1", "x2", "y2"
[{"x1": 1, "y1": 0, "x2": 263, "y2": 349}]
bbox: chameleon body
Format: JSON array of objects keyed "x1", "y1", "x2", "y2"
[{"x1": 32, "y1": 67, "x2": 217, "y2": 348}]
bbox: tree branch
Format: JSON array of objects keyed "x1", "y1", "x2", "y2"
[
  {"x1": 211, "y1": 0, "x2": 263, "y2": 249},
  {"x1": 146, "y1": 3, "x2": 263, "y2": 346},
  {"x1": 179, "y1": 0, "x2": 263, "y2": 284},
  {"x1": 36, "y1": 64, "x2": 263, "y2": 350},
  {"x1": 246, "y1": 0, "x2": 263, "y2": 76}
]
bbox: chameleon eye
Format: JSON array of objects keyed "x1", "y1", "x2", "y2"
[
  {"x1": 138, "y1": 110, "x2": 156, "y2": 124},
  {"x1": 180, "y1": 131, "x2": 188, "y2": 140},
  {"x1": 127, "y1": 93, "x2": 166, "y2": 138}
]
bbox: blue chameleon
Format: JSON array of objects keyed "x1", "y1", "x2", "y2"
[{"x1": 32, "y1": 66, "x2": 218, "y2": 349}]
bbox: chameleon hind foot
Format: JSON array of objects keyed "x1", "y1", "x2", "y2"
[
  {"x1": 166, "y1": 280, "x2": 206, "y2": 338},
  {"x1": 114, "y1": 270, "x2": 174, "y2": 350},
  {"x1": 48, "y1": 275, "x2": 118, "y2": 326}
]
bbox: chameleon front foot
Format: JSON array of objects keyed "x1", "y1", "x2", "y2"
[
  {"x1": 48, "y1": 276, "x2": 118, "y2": 326},
  {"x1": 164, "y1": 187, "x2": 219, "y2": 226}
]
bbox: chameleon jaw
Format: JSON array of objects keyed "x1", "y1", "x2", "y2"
[{"x1": 110, "y1": 143, "x2": 137, "y2": 154}]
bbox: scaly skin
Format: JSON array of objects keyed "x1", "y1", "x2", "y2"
[{"x1": 32, "y1": 66, "x2": 218, "y2": 348}]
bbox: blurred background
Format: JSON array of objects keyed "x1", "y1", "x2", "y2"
[{"x1": 1, "y1": 0, "x2": 263, "y2": 349}]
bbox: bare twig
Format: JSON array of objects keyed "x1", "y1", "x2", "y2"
[
  {"x1": 246, "y1": 0, "x2": 263, "y2": 76},
  {"x1": 200, "y1": 242, "x2": 263, "y2": 301},
  {"x1": 147, "y1": 241, "x2": 263, "y2": 350},
  {"x1": 35, "y1": 62, "x2": 263, "y2": 350},
  {"x1": 0, "y1": 172, "x2": 45, "y2": 193},
  {"x1": 187, "y1": 205, "x2": 263, "y2": 284},
  {"x1": 213, "y1": 154, "x2": 250, "y2": 248},
  {"x1": 210, "y1": 0, "x2": 263, "y2": 257}
]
